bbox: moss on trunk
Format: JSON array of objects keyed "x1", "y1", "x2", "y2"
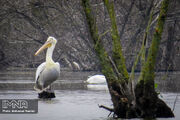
[
  {"x1": 81, "y1": 0, "x2": 117, "y2": 84},
  {"x1": 135, "y1": 0, "x2": 174, "y2": 118},
  {"x1": 139, "y1": 0, "x2": 170, "y2": 85},
  {"x1": 82, "y1": 0, "x2": 174, "y2": 118},
  {"x1": 103, "y1": 0, "x2": 129, "y2": 83},
  {"x1": 82, "y1": 0, "x2": 132, "y2": 118}
]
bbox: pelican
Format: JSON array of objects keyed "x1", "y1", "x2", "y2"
[
  {"x1": 34, "y1": 36, "x2": 60, "y2": 92},
  {"x1": 85, "y1": 75, "x2": 106, "y2": 84}
]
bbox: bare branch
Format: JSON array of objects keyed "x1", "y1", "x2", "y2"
[
  {"x1": 98, "y1": 104, "x2": 114, "y2": 112},
  {"x1": 14, "y1": 27, "x2": 43, "y2": 44}
]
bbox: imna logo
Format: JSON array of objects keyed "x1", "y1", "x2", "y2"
[
  {"x1": 2, "y1": 100, "x2": 28, "y2": 109},
  {"x1": 0, "y1": 99, "x2": 38, "y2": 114}
]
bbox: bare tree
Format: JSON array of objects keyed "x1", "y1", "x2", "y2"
[{"x1": 82, "y1": 0, "x2": 174, "y2": 118}]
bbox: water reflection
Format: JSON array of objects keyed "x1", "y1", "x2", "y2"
[{"x1": 87, "y1": 84, "x2": 108, "y2": 91}]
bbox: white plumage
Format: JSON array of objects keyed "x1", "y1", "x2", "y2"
[
  {"x1": 34, "y1": 36, "x2": 60, "y2": 92},
  {"x1": 35, "y1": 62, "x2": 45, "y2": 82},
  {"x1": 86, "y1": 75, "x2": 106, "y2": 84}
]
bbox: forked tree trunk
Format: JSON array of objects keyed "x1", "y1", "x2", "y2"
[{"x1": 82, "y1": 0, "x2": 174, "y2": 118}]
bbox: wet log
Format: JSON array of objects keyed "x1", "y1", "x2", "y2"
[
  {"x1": 38, "y1": 91, "x2": 55, "y2": 99},
  {"x1": 38, "y1": 87, "x2": 56, "y2": 99}
]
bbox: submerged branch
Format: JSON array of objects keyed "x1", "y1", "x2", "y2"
[{"x1": 98, "y1": 104, "x2": 114, "y2": 112}]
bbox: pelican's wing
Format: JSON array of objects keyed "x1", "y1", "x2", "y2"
[
  {"x1": 35, "y1": 62, "x2": 46, "y2": 82},
  {"x1": 55, "y1": 62, "x2": 60, "y2": 74},
  {"x1": 35, "y1": 62, "x2": 60, "y2": 92}
]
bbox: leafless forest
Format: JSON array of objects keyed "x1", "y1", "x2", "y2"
[{"x1": 0, "y1": 0, "x2": 179, "y2": 71}]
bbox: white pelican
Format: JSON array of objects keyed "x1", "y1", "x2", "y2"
[
  {"x1": 72, "y1": 61, "x2": 80, "y2": 70},
  {"x1": 86, "y1": 75, "x2": 108, "y2": 91},
  {"x1": 86, "y1": 75, "x2": 106, "y2": 84},
  {"x1": 34, "y1": 36, "x2": 60, "y2": 92}
]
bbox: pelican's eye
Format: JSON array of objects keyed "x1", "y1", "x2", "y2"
[{"x1": 47, "y1": 43, "x2": 52, "y2": 47}]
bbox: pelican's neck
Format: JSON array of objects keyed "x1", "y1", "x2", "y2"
[{"x1": 46, "y1": 45, "x2": 55, "y2": 64}]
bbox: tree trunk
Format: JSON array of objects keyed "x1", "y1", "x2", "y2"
[
  {"x1": 103, "y1": 0, "x2": 129, "y2": 82},
  {"x1": 82, "y1": 0, "x2": 174, "y2": 118},
  {"x1": 135, "y1": 0, "x2": 174, "y2": 117},
  {"x1": 82, "y1": 0, "x2": 132, "y2": 118}
]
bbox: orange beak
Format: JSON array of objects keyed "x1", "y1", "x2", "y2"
[{"x1": 34, "y1": 41, "x2": 52, "y2": 56}]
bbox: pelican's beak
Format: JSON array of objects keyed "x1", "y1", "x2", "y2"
[{"x1": 35, "y1": 41, "x2": 52, "y2": 56}]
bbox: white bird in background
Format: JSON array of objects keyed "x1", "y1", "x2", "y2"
[
  {"x1": 86, "y1": 75, "x2": 106, "y2": 84},
  {"x1": 34, "y1": 36, "x2": 60, "y2": 92},
  {"x1": 86, "y1": 75, "x2": 108, "y2": 91},
  {"x1": 72, "y1": 61, "x2": 80, "y2": 70}
]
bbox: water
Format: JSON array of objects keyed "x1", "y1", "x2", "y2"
[
  {"x1": 0, "y1": 70, "x2": 180, "y2": 120},
  {"x1": 0, "y1": 89, "x2": 111, "y2": 120},
  {"x1": 0, "y1": 90, "x2": 180, "y2": 120}
]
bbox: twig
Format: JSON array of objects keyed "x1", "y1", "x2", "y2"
[
  {"x1": 108, "y1": 112, "x2": 112, "y2": 117},
  {"x1": 98, "y1": 104, "x2": 114, "y2": 112},
  {"x1": 95, "y1": 29, "x2": 111, "y2": 49},
  {"x1": 150, "y1": 14, "x2": 159, "y2": 27},
  {"x1": 14, "y1": 27, "x2": 43, "y2": 44},
  {"x1": 108, "y1": 56, "x2": 123, "y2": 80},
  {"x1": 154, "y1": 0, "x2": 163, "y2": 9},
  {"x1": 173, "y1": 94, "x2": 178, "y2": 111}
]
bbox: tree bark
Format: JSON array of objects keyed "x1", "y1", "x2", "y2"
[
  {"x1": 82, "y1": 0, "x2": 132, "y2": 118},
  {"x1": 103, "y1": 0, "x2": 129, "y2": 83},
  {"x1": 81, "y1": 0, "x2": 117, "y2": 83},
  {"x1": 135, "y1": 0, "x2": 174, "y2": 118},
  {"x1": 82, "y1": 0, "x2": 174, "y2": 118}
]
